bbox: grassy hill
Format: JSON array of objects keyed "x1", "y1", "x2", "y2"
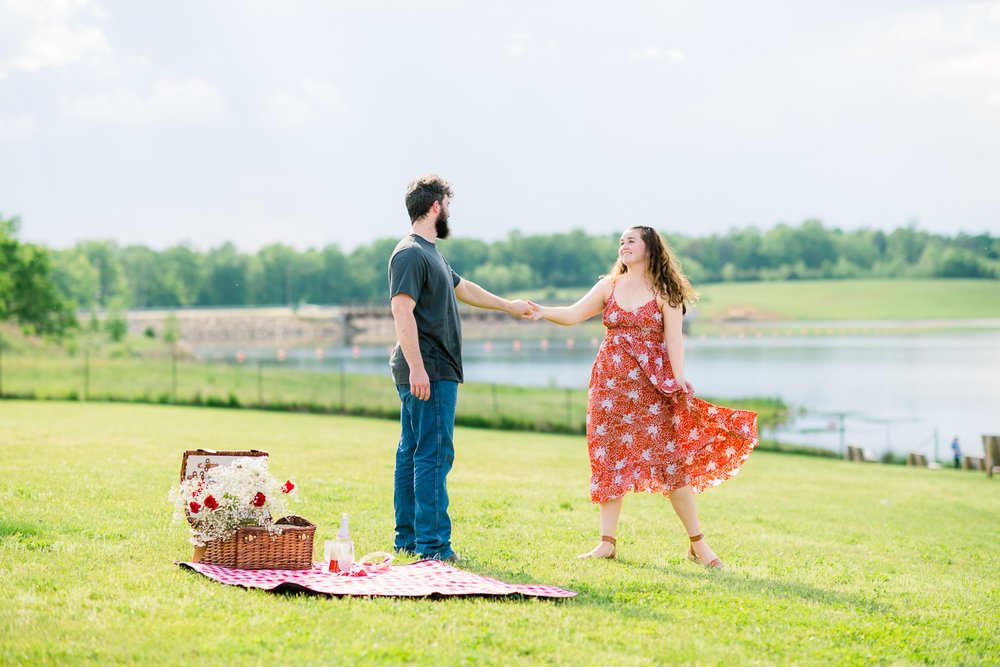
[
  {"x1": 515, "y1": 279, "x2": 1000, "y2": 322},
  {"x1": 1, "y1": 402, "x2": 996, "y2": 665},
  {"x1": 695, "y1": 279, "x2": 1000, "y2": 321}
]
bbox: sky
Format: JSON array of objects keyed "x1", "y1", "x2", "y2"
[{"x1": 1, "y1": 0, "x2": 999, "y2": 252}]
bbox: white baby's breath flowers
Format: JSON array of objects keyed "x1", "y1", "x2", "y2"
[{"x1": 168, "y1": 457, "x2": 299, "y2": 546}]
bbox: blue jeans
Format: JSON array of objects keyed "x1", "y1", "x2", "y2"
[{"x1": 394, "y1": 381, "x2": 458, "y2": 560}]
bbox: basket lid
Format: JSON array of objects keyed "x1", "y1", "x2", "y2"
[
  {"x1": 180, "y1": 450, "x2": 270, "y2": 525},
  {"x1": 180, "y1": 449, "x2": 268, "y2": 483}
]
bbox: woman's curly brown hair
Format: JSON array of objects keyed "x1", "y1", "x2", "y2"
[{"x1": 609, "y1": 226, "x2": 699, "y2": 310}]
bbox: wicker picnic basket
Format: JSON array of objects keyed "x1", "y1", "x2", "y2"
[
  {"x1": 199, "y1": 515, "x2": 316, "y2": 570},
  {"x1": 181, "y1": 449, "x2": 316, "y2": 570}
]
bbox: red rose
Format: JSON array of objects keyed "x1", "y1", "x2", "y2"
[
  {"x1": 252, "y1": 492, "x2": 266, "y2": 507},
  {"x1": 204, "y1": 495, "x2": 219, "y2": 510},
  {"x1": 281, "y1": 480, "x2": 295, "y2": 494},
  {"x1": 189, "y1": 501, "x2": 201, "y2": 514}
]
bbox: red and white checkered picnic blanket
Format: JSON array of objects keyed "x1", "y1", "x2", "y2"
[{"x1": 178, "y1": 559, "x2": 577, "y2": 599}]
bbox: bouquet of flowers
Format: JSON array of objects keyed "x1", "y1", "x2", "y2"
[{"x1": 169, "y1": 457, "x2": 299, "y2": 547}]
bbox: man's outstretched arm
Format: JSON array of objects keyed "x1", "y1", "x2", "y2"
[{"x1": 454, "y1": 278, "x2": 537, "y2": 319}]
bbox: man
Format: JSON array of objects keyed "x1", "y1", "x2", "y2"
[
  {"x1": 951, "y1": 437, "x2": 961, "y2": 469},
  {"x1": 388, "y1": 174, "x2": 535, "y2": 562}
]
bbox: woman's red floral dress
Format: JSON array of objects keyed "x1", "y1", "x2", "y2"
[{"x1": 586, "y1": 289, "x2": 758, "y2": 502}]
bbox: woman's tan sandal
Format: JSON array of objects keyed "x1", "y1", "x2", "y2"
[
  {"x1": 687, "y1": 533, "x2": 723, "y2": 569},
  {"x1": 579, "y1": 535, "x2": 617, "y2": 560}
]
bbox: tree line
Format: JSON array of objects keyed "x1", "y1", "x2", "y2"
[{"x1": 2, "y1": 212, "x2": 998, "y2": 335}]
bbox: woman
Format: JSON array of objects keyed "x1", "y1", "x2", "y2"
[{"x1": 530, "y1": 226, "x2": 757, "y2": 568}]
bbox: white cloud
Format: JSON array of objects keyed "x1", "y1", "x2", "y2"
[
  {"x1": 60, "y1": 78, "x2": 226, "y2": 124},
  {"x1": 0, "y1": 113, "x2": 38, "y2": 138},
  {"x1": 507, "y1": 31, "x2": 531, "y2": 57},
  {"x1": 628, "y1": 47, "x2": 685, "y2": 63},
  {"x1": 0, "y1": 0, "x2": 112, "y2": 78},
  {"x1": 629, "y1": 46, "x2": 660, "y2": 61},
  {"x1": 847, "y1": 3, "x2": 1000, "y2": 112},
  {"x1": 920, "y1": 48, "x2": 1000, "y2": 111},
  {"x1": 263, "y1": 78, "x2": 345, "y2": 128},
  {"x1": 922, "y1": 50, "x2": 1000, "y2": 79}
]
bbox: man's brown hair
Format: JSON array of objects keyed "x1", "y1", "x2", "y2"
[{"x1": 405, "y1": 174, "x2": 454, "y2": 222}]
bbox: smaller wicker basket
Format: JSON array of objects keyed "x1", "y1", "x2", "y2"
[{"x1": 198, "y1": 515, "x2": 316, "y2": 570}]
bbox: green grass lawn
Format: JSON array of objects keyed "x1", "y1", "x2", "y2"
[
  {"x1": 0, "y1": 341, "x2": 787, "y2": 437},
  {"x1": 1, "y1": 402, "x2": 996, "y2": 665},
  {"x1": 515, "y1": 279, "x2": 1000, "y2": 323},
  {"x1": 689, "y1": 279, "x2": 1000, "y2": 322}
]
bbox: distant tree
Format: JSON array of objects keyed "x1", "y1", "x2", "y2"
[
  {"x1": 468, "y1": 262, "x2": 534, "y2": 293},
  {"x1": 313, "y1": 245, "x2": 352, "y2": 303},
  {"x1": 104, "y1": 298, "x2": 128, "y2": 342},
  {"x1": 729, "y1": 228, "x2": 766, "y2": 274},
  {"x1": 292, "y1": 248, "x2": 327, "y2": 304},
  {"x1": 76, "y1": 240, "x2": 130, "y2": 307},
  {"x1": 440, "y1": 238, "x2": 489, "y2": 277},
  {"x1": 51, "y1": 248, "x2": 100, "y2": 308},
  {"x1": 834, "y1": 230, "x2": 880, "y2": 271},
  {"x1": 792, "y1": 219, "x2": 837, "y2": 270},
  {"x1": 198, "y1": 243, "x2": 251, "y2": 305},
  {"x1": 32, "y1": 219, "x2": 1000, "y2": 310},
  {"x1": 347, "y1": 238, "x2": 399, "y2": 302},
  {"x1": 886, "y1": 224, "x2": 929, "y2": 265},
  {"x1": 249, "y1": 243, "x2": 300, "y2": 305},
  {"x1": 162, "y1": 312, "x2": 181, "y2": 344},
  {"x1": 490, "y1": 230, "x2": 610, "y2": 287},
  {"x1": 161, "y1": 245, "x2": 204, "y2": 306},
  {"x1": 936, "y1": 247, "x2": 994, "y2": 278},
  {"x1": 121, "y1": 245, "x2": 179, "y2": 308},
  {"x1": 0, "y1": 214, "x2": 76, "y2": 335}
]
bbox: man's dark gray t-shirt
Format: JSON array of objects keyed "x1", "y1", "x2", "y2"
[{"x1": 388, "y1": 234, "x2": 463, "y2": 385}]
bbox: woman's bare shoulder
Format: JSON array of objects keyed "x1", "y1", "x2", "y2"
[{"x1": 660, "y1": 298, "x2": 683, "y2": 315}]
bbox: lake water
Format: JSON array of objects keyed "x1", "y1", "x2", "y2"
[{"x1": 208, "y1": 331, "x2": 1000, "y2": 460}]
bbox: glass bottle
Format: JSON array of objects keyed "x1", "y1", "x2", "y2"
[
  {"x1": 323, "y1": 539, "x2": 338, "y2": 572},
  {"x1": 335, "y1": 513, "x2": 353, "y2": 572}
]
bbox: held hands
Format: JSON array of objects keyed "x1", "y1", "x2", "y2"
[
  {"x1": 525, "y1": 300, "x2": 544, "y2": 321},
  {"x1": 508, "y1": 299, "x2": 543, "y2": 321}
]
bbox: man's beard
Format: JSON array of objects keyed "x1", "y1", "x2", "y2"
[{"x1": 435, "y1": 210, "x2": 451, "y2": 239}]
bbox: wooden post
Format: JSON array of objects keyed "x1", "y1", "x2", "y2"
[
  {"x1": 257, "y1": 360, "x2": 263, "y2": 406},
  {"x1": 171, "y1": 347, "x2": 178, "y2": 404},
  {"x1": 491, "y1": 384, "x2": 500, "y2": 426},
  {"x1": 83, "y1": 347, "x2": 90, "y2": 401},
  {"x1": 838, "y1": 413, "x2": 846, "y2": 459},
  {"x1": 565, "y1": 388, "x2": 572, "y2": 431},
  {"x1": 983, "y1": 435, "x2": 1000, "y2": 478},
  {"x1": 962, "y1": 455, "x2": 985, "y2": 471},
  {"x1": 339, "y1": 360, "x2": 346, "y2": 411}
]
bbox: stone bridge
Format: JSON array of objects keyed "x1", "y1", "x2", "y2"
[{"x1": 123, "y1": 304, "x2": 531, "y2": 347}]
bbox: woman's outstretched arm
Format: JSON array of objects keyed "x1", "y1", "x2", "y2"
[
  {"x1": 530, "y1": 277, "x2": 612, "y2": 326},
  {"x1": 663, "y1": 300, "x2": 693, "y2": 393}
]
